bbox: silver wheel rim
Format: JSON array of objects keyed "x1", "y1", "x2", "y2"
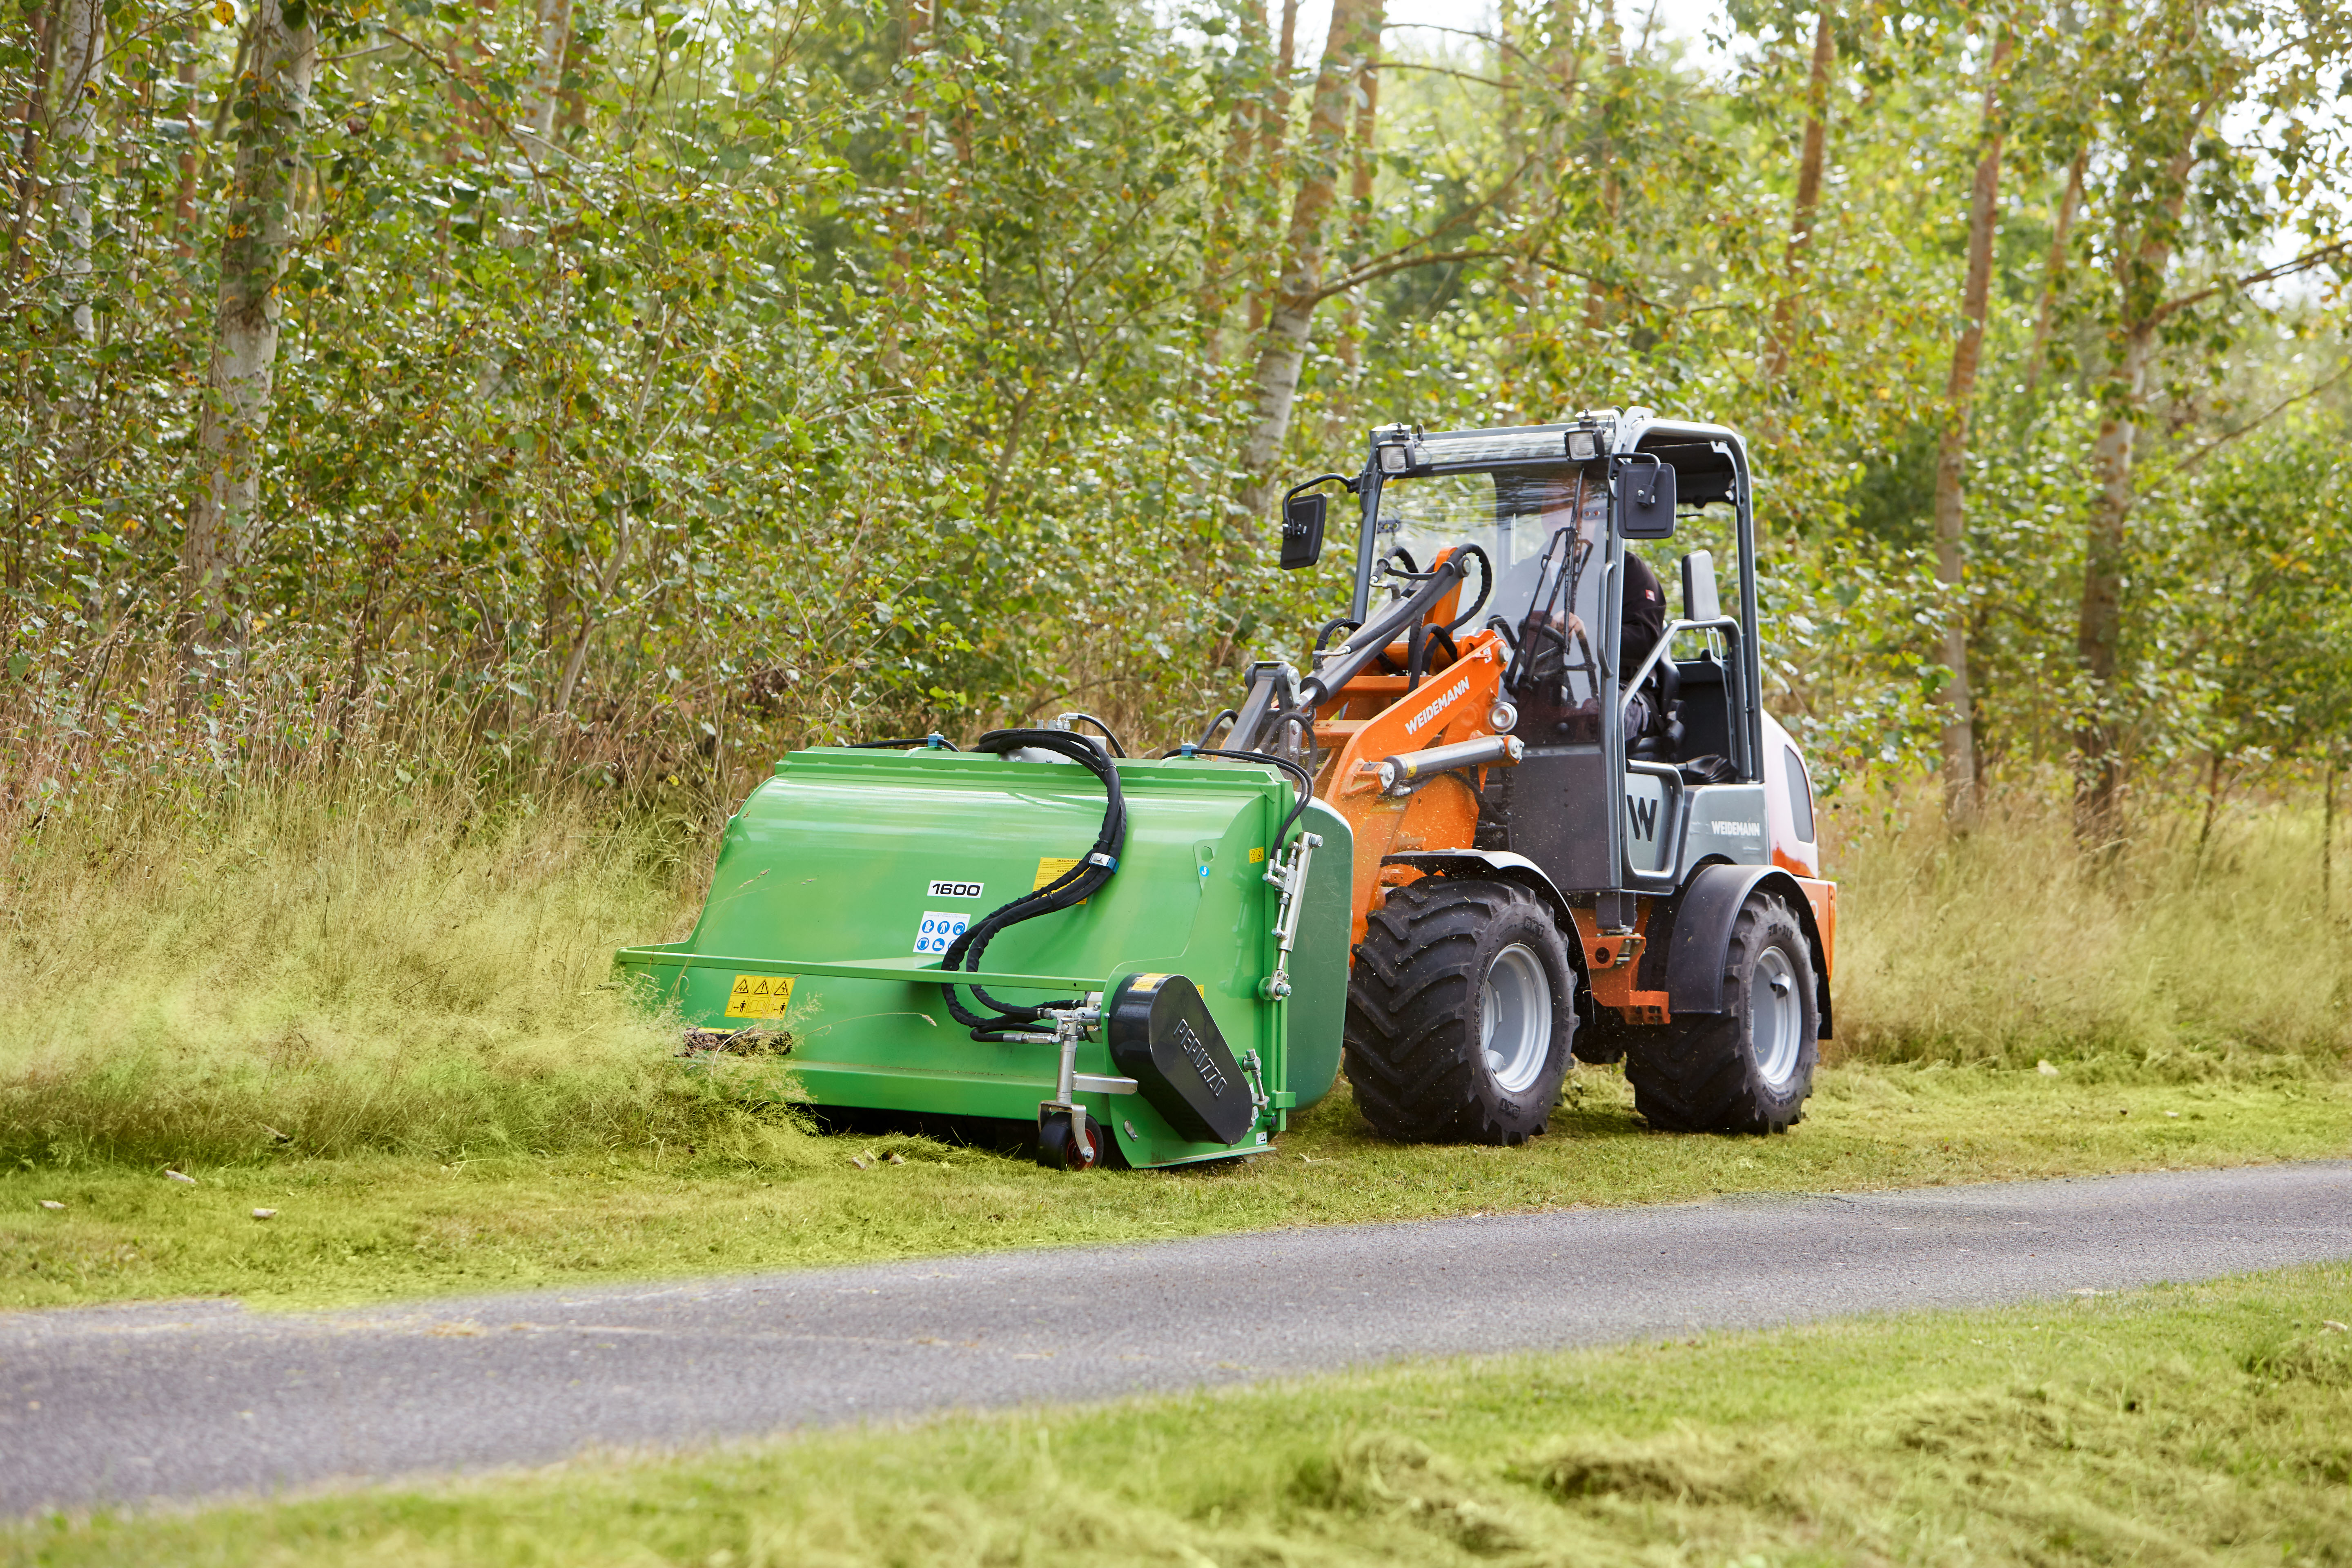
[
  {"x1": 1480, "y1": 943, "x2": 1553, "y2": 1095},
  {"x1": 1752, "y1": 944, "x2": 1803, "y2": 1088}
]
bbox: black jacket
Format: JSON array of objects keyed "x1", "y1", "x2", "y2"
[{"x1": 1621, "y1": 551, "x2": 1665, "y2": 678}]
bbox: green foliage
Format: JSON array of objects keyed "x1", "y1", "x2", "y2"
[{"x1": 0, "y1": 0, "x2": 2343, "y2": 802}]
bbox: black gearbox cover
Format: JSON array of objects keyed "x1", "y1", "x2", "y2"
[{"x1": 1107, "y1": 973, "x2": 1255, "y2": 1145}]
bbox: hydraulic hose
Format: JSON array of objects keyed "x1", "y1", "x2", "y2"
[
  {"x1": 1189, "y1": 746, "x2": 1316, "y2": 851},
  {"x1": 1055, "y1": 711, "x2": 1128, "y2": 756},
  {"x1": 1194, "y1": 708, "x2": 1240, "y2": 747},
  {"x1": 937, "y1": 728, "x2": 1127, "y2": 1039}
]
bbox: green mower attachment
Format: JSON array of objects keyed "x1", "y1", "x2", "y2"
[{"x1": 613, "y1": 735, "x2": 1354, "y2": 1169}]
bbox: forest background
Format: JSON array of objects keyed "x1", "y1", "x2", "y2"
[{"x1": 2, "y1": 0, "x2": 2349, "y2": 1174}]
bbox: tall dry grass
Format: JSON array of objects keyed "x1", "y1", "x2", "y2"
[
  {"x1": 0, "y1": 785, "x2": 829, "y2": 1169},
  {"x1": 4, "y1": 645, "x2": 2343, "y2": 1172},
  {"x1": 1829, "y1": 784, "x2": 2352, "y2": 1076},
  {"x1": 0, "y1": 642, "x2": 830, "y2": 1169}
]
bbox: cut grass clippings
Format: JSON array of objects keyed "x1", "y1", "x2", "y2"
[
  {"x1": 10, "y1": 1263, "x2": 2350, "y2": 1565},
  {"x1": 6, "y1": 1062, "x2": 2347, "y2": 1312}
]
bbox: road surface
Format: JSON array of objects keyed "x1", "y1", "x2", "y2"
[{"x1": 5, "y1": 1160, "x2": 2349, "y2": 1515}]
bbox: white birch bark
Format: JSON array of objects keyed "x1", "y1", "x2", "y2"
[
  {"x1": 181, "y1": 0, "x2": 314, "y2": 659},
  {"x1": 1237, "y1": 0, "x2": 1384, "y2": 513},
  {"x1": 55, "y1": 0, "x2": 102, "y2": 340}
]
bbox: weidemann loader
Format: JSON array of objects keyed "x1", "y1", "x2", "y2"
[{"x1": 615, "y1": 409, "x2": 1836, "y2": 1168}]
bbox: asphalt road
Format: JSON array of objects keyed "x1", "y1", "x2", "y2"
[{"x1": 6, "y1": 1160, "x2": 2350, "y2": 1516}]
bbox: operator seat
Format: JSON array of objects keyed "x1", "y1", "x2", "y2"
[{"x1": 1627, "y1": 657, "x2": 1685, "y2": 762}]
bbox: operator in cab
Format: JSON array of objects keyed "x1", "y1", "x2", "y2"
[{"x1": 1517, "y1": 472, "x2": 1669, "y2": 744}]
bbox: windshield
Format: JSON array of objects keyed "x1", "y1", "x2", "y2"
[
  {"x1": 1374, "y1": 463, "x2": 1611, "y2": 743},
  {"x1": 1373, "y1": 464, "x2": 1605, "y2": 628}
]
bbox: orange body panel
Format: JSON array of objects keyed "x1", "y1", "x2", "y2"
[
  {"x1": 1796, "y1": 876, "x2": 1836, "y2": 979},
  {"x1": 1311, "y1": 630, "x2": 1508, "y2": 949},
  {"x1": 1569, "y1": 904, "x2": 1672, "y2": 1025}
]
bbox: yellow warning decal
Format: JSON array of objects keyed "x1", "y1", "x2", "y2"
[
  {"x1": 1033, "y1": 856, "x2": 1080, "y2": 890},
  {"x1": 1249, "y1": 846, "x2": 1266, "y2": 863},
  {"x1": 723, "y1": 973, "x2": 795, "y2": 1019}
]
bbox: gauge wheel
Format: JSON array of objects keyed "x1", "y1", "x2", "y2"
[
  {"x1": 1345, "y1": 878, "x2": 1577, "y2": 1145},
  {"x1": 1625, "y1": 891, "x2": 1817, "y2": 1133},
  {"x1": 1037, "y1": 1108, "x2": 1109, "y2": 1171}
]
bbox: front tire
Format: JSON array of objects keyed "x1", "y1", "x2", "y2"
[
  {"x1": 1345, "y1": 878, "x2": 1576, "y2": 1145},
  {"x1": 1625, "y1": 892, "x2": 1817, "y2": 1133}
]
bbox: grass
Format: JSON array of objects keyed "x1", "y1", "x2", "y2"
[
  {"x1": 10, "y1": 1263, "x2": 2350, "y2": 1564},
  {"x1": 2, "y1": 771, "x2": 2345, "y2": 1311},
  {"x1": 6, "y1": 1062, "x2": 2347, "y2": 1311},
  {"x1": 1831, "y1": 784, "x2": 2352, "y2": 1066}
]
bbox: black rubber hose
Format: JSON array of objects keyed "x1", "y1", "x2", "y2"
[
  {"x1": 936, "y1": 729, "x2": 1127, "y2": 1038},
  {"x1": 1191, "y1": 746, "x2": 1316, "y2": 851},
  {"x1": 1311, "y1": 618, "x2": 1361, "y2": 657},
  {"x1": 1056, "y1": 712, "x2": 1128, "y2": 757},
  {"x1": 1194, "y1": 708, "x2": 1240, "y2": 747},
  {"x1": 1406, "y1": 624, "x2": 1461, "y2": 688},
  {"x1": 1443, "y1": 544, "x2": 1493, "y2": 632}
]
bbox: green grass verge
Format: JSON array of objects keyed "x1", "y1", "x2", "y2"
[
  {"x1": 12, "y1": 1264, "x2": 2351, "y2": 1565},
  {"x1": 7, "y1": 1062, "x2": 2346, "y2": 1312}
]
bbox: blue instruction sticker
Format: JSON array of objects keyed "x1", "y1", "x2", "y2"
[{"x1": 913, "y1": 911, "x2": 970, "y2": 955}]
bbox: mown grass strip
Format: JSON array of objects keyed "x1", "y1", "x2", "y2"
[
  {"x1": 7, "y1": 1062, "x2": 2346, "y2": 1311},
  {"x1": 11, "y1": 1263, "x2": 2350, "y2": 1566}
]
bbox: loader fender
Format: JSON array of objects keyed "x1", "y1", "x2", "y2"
[
  {"x1": 1661, "y1": 862, "x2": 1832, "y2": 1037},
  {"x1": 1379, "y1": 851, "x2": 1580, "y2": 971}
]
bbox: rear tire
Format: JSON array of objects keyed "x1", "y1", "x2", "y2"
[
  {"x1": 1625, "y1": 892, "x2": 1817, "y2": 1133},
  {"x1": 1345, "y1": 878, "x2": 1576, "y2": 1145}
]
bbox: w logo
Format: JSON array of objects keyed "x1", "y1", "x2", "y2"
[{"x1": 1625, "y1": 793, "x2": 1659, "y2": 842}]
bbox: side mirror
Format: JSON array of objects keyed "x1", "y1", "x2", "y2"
[
  {"x1": 1618, "y1": 455, "x2": 1676, "y2": 539},
  {"x1": 1280, "y1": 491, "x2": 1327, "y2": 569},
  {"x1": 1682, "y1": 549, "x2": 1722, "y2": 623}
]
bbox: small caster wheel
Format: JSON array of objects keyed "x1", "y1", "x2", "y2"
[{"x1": 1037, "y1": 1109, "x2": 1107, "y2": 1171}]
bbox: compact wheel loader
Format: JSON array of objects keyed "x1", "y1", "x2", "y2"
[{"x1": 615, "y1": 408, "x2": 1836, "y2": 1169}]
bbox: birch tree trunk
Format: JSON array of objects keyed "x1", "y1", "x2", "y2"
[
  {"x1": 521, "y1": 0, "x2": 573, "y2": 147},
  {"x1": 1764, "y1": 7, "x2": 1836, "y2": 385},
  {"x1": 2074, "y1": 127, "x2": 2201, "y2": 851},
  {"x1": 1237, "y1": 0, "x2": 1384, "y2": 514},
  {"x1": 1585, "y1": 0, "x2": 1622, "y2": 330},
  {"x1": 1931, "y1": 29, "x2": 2009, "y2": 830},
  {"x1": 1330, "y1": 51, "x2": 1379, "y2": 425},
  {"x1": 180, "y1": 0, "x2": 314, "y2": 665},
  {"x1": 54, "y1": 0, "x2": 100, "y2": 341}
]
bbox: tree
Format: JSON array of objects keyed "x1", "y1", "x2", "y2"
[
  {"x1": 2069, "y1": 0, "x2": 2352, "y2": 848},
  {"x1": 1237, "y1": 0, "x2": 1385, "y2": 514},
  {"x1": 1930, "y1": 24, "x2": 2010, "y2": 828},
  {"x1": 181, "y1": 0, "x2": 314, "y2": 664}
]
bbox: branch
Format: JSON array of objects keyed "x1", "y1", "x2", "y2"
[
  {"x1": 2152, "y1": 238, "x2": 2352, "y2": 324},
  {"x1": 1310, "y1": 246, "x2": 1505, "y2": 301},
  {"x1": 1381, "y1": 22, "x2": 1543, "y2": 71},
  {"x1": 1370, "y1": 58, "x2": 1507, "y2": 89},
  {"x1": 2170, "y1": 358, "x2": 2352, "y2": 474}
]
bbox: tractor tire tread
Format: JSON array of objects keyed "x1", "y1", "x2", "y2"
[
  {"x1": 1344, "y1": 878, "x2": 1575, "y2": 1146},
  {"x1": 1624, "y1": 893, "x2": 1816, "y2": 1135}
]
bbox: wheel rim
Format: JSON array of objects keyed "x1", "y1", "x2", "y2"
[
  {"x1": 1751, "y1": 944, "x2": 1804, "y2": 1089},
  {"x1": 1479, "y1": 943, "x2": 1553, "y2": 1095}
]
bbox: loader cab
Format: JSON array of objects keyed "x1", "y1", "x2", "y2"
[{"x1": 1345, "y1": 412, "x2": 1771, "y2": 918}]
